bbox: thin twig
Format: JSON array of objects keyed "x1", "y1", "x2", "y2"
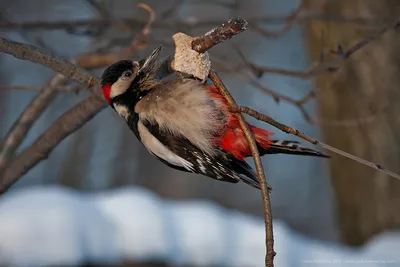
[
  {"x1": 209, "y1": 70, "x2": 275, "y2": 267},
  {"x1": 137, "y1": 3, "x2": 155, "y2": 36},
  {"x1": 121, "y1": 3, "x2": 155, "y2": 57},
  {"x1": 247, "y1": 20, "x2": 400, "y2": 79},
  {"x1": 85, "y1": 0, "x2": 131, "y2": 32},
  {"x1": 75, "y1": 3, "x2": 155, "y2": 69},
  {"x1": 213, "y1": 59, "x2": 316, "y2": 122},
  {"x1": 250, "y1": 1, "x2": 304, "y2": 38},
  {"x1": 224, "y1": 20, "x2": 400, "y2": 125},
  {"x1": 0, "y1": 14, "x2": 394, "y2": 32},
  {"x1": 233, "y1": 105, "x2": 400, "y2": 181}
]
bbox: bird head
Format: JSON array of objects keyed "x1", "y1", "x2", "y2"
[{"x1": 100, "y1": 45, "x2": 162, "y2": 104}]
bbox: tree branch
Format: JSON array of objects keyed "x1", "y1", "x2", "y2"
[
  {"x1": 0, "y1": 39, "x2": 99, "y2": 179},
  {"x1": 0, "y1": 37, "x2": 97, "y2": 88},
  {"x1": 0, "y1": 95, "x2": 106, "y2": 193},
  {"x1": 0, "y1": 38, "x2": 102, "y2": 187},
  {"x1": 246, "y1": 20, "x2": 400, "y2": 79},
  {"x1": 0, "y1": 74, "x2": 65, "y2": 176},
  {"x1": 159, "y1": 18, "x2": 276, "y2": 267},
  {"x1": 191, "y1": 17, "x2": 248, "y2": 53},
  {"x1": 0, "y1": 14, "x2": 394, "y2": 32},
  {"x1": 213, "y1": 59, "x2": 317, "y2": 122},
  {"x1": 209, "y1": 70, "x2": 275, "y2": 267},
  {"x1": 0, "y1": 17, "x2": 251, "y2": 193},
  {"x1": 155, "y1": 17, "x2": 250, "y2": 81},
  {"x1": 232, "y1": 105, "x2": 400, "y2": 181},
  {"x1": 1, "y1": 8, "x2": 399, "y2": 266},
  {"x1": 0, "y1": 3, "x2": 158, "y2": 189},
  {"x1": 0, "y1": 84, "x2": 82, "y2": 92}
]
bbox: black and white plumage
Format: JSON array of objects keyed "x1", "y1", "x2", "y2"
[
  {"x1": 100, "y1": 45, "x2": 328, "y2": 190},
  {"x1": 100, "y1": 46, "x2": 262, "y2": 189}
]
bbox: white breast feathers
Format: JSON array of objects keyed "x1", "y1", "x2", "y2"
[
  {"x1": 137, "y1": 120, "x2": 195, "y2": 171},
  {"x1": 135, "y1": 80, "x2": 224, "y2": 155}
]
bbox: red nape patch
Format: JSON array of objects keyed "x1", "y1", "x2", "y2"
[{"x1": 102, "y1": 84, "x2": 111, "y2": 103}]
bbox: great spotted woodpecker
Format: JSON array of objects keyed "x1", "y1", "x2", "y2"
[{"x1": 100, "y1": 45, "x2": 328, "y2": 190}]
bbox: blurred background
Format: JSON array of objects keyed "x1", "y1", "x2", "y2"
[{"x1": 1, "y1": 0, "x2": 400, "y2": 266}]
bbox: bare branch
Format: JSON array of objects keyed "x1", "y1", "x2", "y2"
[
  {"x1": 137, "y1": 3, "x2": 155, "y2": 36},
  {"x1": 192, "y1": 17, "x2": 248, "y2": 53},
  {"x1": 0, "y1": 6, "x2": 157, "y2": 190},
  {"x1": 0, "y1": 32, "x2": 128, "y2": 179},
  {"x1": 156, "y1": 17, "x2": 251, "y2": 80},
  {"x1": 0, "y1": 37, "x2": 100, "y2": 179},
  {"x1": 0, "y1": 37, "x2": 97, "y2": 88},
  {"x1": 74, "y1": 3, "x2": 155, "y2": 69},
  {"x1": 217, "y1": 20, "x2": 400, "y2": 126},
  {"x1": 0, "y1": 17, "x2": 248, "y2": 193},
  {"x1": 85, "y1": 0, "x2": 131, "y2": 32},
  {"x1": 0, "y1": 74, "x2": 64, "y2": 176},
  {"x1": 0, "y1": 85, "x2": 77, "y2": 92},
  {"x1": 247, "y1": 20, "x2": 400, "y2": 79},
  {"x1": 0, "y1": 94, "x2": 106, "y2": 193},
  {"x1": 0, "y1": 38, "x2": 101, "y2": 189},
  {"x1": 0, "y1": 14, "x2": 394, "y2": 32},
  {"x1": 74, "y1": 53, "x2": 121, "y2": 69},
  {"x1": 209, "y1": 71, "x2": 275, "y2": 267},
  {"x1": 233, "y1": 106, "x2": 400, "y2": 181},
  {"x1": 213, "y1": 59, "x2": 316, "y2": 122},
  {"x1": 121, "y1": 3, "x2": 155, "y2": 57}
]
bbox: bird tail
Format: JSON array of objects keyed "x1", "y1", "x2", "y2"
[
  {"x1": 248, "y1": 126, "x2": 328, "y2": 158},
  {"x1": 230, "y1": 157, "x2": 272, "y2": 191},
  {"x1": 258, "y1": 139, "x2": 329, "y2": 158}
]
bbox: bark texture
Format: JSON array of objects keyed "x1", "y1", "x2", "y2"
[{"x1": 304, "y1": 0, "x2": 400, "y2": 246}]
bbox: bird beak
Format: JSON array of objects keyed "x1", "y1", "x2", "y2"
[{"x1": 139, "y1": 45, "x2": 162, "y2": 73}]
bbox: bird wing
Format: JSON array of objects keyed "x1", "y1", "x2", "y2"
[{"x1": 137, "y1": 118, "x2": 251, "y2": 185}]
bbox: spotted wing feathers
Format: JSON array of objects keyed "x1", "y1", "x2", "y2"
[{"x1": 140, "y1": 119, "x2": 266, "y2": 189}]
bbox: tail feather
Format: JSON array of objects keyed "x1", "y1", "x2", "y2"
[
  {"x1": 230, "y1": 157, "x2": 272, "y2": 191},
  {"x1": 259, "y1": 140, "x2": 329, "y2": 158}
]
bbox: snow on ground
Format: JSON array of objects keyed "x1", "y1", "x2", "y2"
[{"x1": 0, "y1": 186, "x2": 398, "y2": 267}]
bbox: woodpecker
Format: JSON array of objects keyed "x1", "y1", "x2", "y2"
[{"x1": 100, "y1": 45, "x2": 328, "y2": 190}]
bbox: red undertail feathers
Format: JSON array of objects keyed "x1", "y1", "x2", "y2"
[{"x1": 205, "y1": 84, "x2": 273, "y2": 160}]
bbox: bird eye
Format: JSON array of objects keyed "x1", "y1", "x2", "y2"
[{"x1": 123, "y1": 70, "x2": 132, "y2": 77}]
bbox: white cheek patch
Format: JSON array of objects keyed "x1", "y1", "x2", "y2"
[{"x1": 110, "y1": 79, "x2": 132, "y2": 98}]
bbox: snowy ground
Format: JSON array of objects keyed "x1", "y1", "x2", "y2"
[{"x1": 0, "y1": 186, "x2": 398, "y2": 267}]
